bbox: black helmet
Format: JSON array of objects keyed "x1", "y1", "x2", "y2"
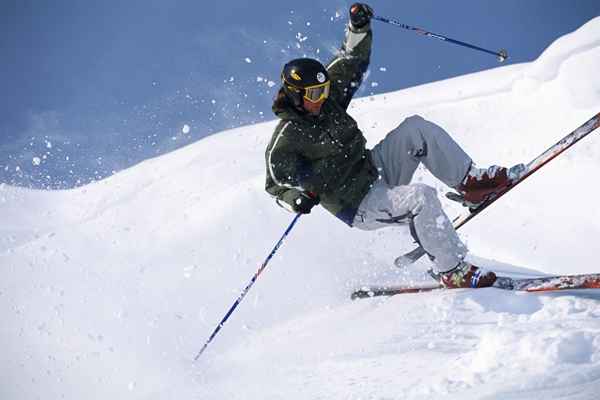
[{"x1": 281, "y1": 58, "x2": 331, "y2": 107}]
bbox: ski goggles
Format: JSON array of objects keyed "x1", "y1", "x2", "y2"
[{"x1": 284, "y1": 79, "x2": 331, "y2": 103}]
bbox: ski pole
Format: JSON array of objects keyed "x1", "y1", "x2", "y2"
[
  {"x1": 373, "y1": 15, "x2": 508, "y2": 62},
  {"x1": 194, "y1": 213, "x2": 302, "y2": 361}
]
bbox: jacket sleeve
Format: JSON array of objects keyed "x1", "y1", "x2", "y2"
[
  {"x1": 326, "y1": 22, "x2": 372, "y2": 110},
  {"x1": 265, "y1": 135, "x2": 304, "y2": 211},
  {"x1": 265, "y1": 124, "x2": 324, "y2": 210}
]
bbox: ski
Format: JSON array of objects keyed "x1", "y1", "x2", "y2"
[
  {"x1": 351, "y1": 284, "x2": 443, "y2": 299},
  {"x1": 395, "y1": 112, "x2": 600, "y2": 268},
  {"x1": 351, "y1": 273, "x2": 600, "y2": 300}
]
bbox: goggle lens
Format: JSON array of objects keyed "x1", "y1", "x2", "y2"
[{"x1": 303, "y1": 82, "x2": 330, "y2": 103}]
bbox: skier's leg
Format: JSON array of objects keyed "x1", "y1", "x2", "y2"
[
  {"x1": 353, "y1": 181, "x2": 466, "y2": 271},
  {"x1": 371, "y1": 115, "x2": 472, "y2": 188}
]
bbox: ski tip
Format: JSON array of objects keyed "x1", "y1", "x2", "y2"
[{"x1": 594, "y1": 113, "x2": 600, "y2": 129}]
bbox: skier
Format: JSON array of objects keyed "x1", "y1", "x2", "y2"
[{"x1": 265, "y1": 3, "x2": 526, "y2": 289}]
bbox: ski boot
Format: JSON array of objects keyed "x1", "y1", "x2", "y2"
[
  {"x1": 448, "y1": 163, "x2": 527, "y2": 209},
  {"x1": 433, "y1": 261, "x2": 497, "y2": 289}
]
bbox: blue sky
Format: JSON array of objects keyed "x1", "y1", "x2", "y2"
[{"x1": 2, "y1": 1, "x2": 599, "y2": 188}]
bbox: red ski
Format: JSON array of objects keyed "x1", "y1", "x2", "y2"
[{"x1": 351, "y1": 273, "x2": 600, "y2": 300}]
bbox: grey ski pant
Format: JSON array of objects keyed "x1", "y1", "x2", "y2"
[{"x1": 353, "y1": 115, "x2": 472, "y2": 272}]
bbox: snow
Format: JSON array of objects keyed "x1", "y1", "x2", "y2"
[{"x1": 2, "y1": 17, "x2": 600, "y2": 400}]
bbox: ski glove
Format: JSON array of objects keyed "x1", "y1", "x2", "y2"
[
  {"x1": 349, "y1": 3, "x2": 374, "y2": 29},
  {"x1": 293, "y1": 192, "x2": 320, "y2": 214}
]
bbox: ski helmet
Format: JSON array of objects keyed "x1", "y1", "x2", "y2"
[{"x1": 281, "y1": 58, "x2": 331, "y2": 107}]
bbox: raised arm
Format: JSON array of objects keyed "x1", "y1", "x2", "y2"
[{"x1": 326, "y1": 3, "x2": 373, "y2": 110}]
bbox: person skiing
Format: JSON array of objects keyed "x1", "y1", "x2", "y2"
[{"x1": 265, "y1": 3, "x2": 526, "y2": 289}]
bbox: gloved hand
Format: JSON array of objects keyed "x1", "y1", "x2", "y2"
[
  {"x1": 293, "y1": 192, "x2": 320, "y2": 214},
  {"x1": 349, "y1": 3, "x2": 374, "y2": 29}
]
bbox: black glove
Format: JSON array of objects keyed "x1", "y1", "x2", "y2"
[
  {"x1": 293, "y1": 192, "x2": 320, "y2": 214},
  {"x1": 349, "y1": 3, "x2": 374, "y2": 29}
]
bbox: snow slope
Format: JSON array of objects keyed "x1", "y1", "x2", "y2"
[{"x1": 1, "y1": 16, "x2": 600, "y2": 400}]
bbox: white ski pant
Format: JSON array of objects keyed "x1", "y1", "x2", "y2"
[{"x1": 353, "y1": 115, "x2": 472, "y2": 272}]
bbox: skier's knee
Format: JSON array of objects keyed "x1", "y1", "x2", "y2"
[
  {"x1": 405, "y1": 184, "x2": 438, "y2": 212},
  {"x1": 412, "y1": 183, "x2": 437, "y2": 201},
  {"x1": 398, "y1": 115, "x2": 425, "y2": 130},
  {"x1": 406, "y1": 114, "x2": 425, "y2": 124}
]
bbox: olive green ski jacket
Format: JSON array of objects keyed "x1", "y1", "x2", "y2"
[{"x1": 265, "y1": 23, "x2": 378, "y2": 225}]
